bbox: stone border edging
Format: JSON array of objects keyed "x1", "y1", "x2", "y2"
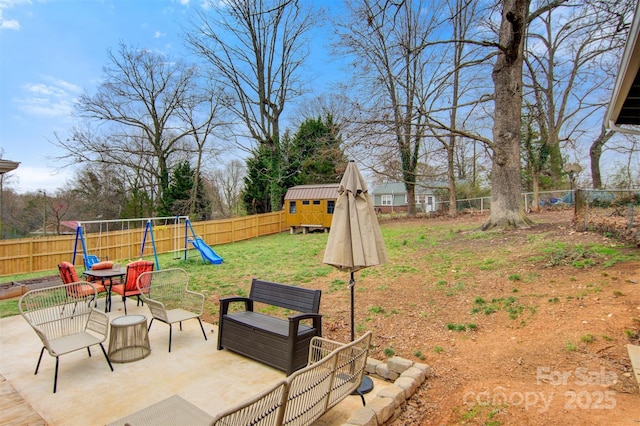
[{"x1": 343, "y1": 356, "x2": 431, "y2": 426}]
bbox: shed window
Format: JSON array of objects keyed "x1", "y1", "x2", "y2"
[
  {"x1": 327, "y1": 200, "x2": 335, "y2": 214},
  {"x1": 302, "y1": 200, "x2": 310, "y2": 205},
  {"x1": 289, "y1": 201, "x2": 296, "y2": 214},
  {"x1": 381, "y1": 195, "x2": 393, "y2": 206},
  {"x1": 313, "y1": 200, "x2": 320, "y2": 205}
]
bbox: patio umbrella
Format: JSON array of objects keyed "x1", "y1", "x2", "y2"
[{"x1": 323, "y1": 161, "x2": 388, "y2": 342}]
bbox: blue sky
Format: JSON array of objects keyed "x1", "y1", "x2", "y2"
[
  {"x1": 0, "y1": 0, "x2": 342, "y2": 194},
  {"x1": 0, "y1": 0, "x2": 205, "y2": 193}
]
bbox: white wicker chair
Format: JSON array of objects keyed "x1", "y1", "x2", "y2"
[
  {"x1": 19, "y1": 281, "x2": 113, "y2": 393},
  {"x1": 136, "y1": 268, "x2": 207, "y2": 352}
]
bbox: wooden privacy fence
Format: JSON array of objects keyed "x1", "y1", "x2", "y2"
[{"x1": 0, "y1": 212, "x2": 286, "y2": 277}]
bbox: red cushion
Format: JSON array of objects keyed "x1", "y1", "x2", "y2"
[
  {"x1": 91, "y1": 261, "x2": 114, "y2": 270},
  {"x1": 59, "y1": 261, "x2": 80, "y2": 283}
]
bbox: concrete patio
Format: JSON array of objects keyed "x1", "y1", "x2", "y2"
[{"x1": 0, "y1": 296, "x2": 388, "y2": 426}]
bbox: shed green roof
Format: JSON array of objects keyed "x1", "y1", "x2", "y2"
[{"x1": 284, "y1": 184, "x2": 340, "y2": 200}]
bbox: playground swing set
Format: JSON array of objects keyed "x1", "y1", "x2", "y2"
[{"x1": 71, "y1": 216, "x2": 223, "y2": 271}]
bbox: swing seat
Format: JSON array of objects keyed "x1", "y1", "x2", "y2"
[{"x1": 84, "y1": 255, "x2": 100, "y2": 269}]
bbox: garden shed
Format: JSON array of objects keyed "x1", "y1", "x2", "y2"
[{"x1": 284, "y1": 184, "x2": 339, "y2": 234}]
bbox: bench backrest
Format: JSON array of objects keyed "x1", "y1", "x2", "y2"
[
  {"x1": 283, "y1": 332, "x2": 372, "y2": 425},
  {"x1": 211, "y1": 332, "x2": 373, "y2": 426},
  {"x1": 250, "y1": 279, "x2": 321, "y2": 313},
  {"x1": 326, "y1": 332, "x2": 372, "y2": 410},
  {"x1": 210, "y1": 380, "x2": 288, "y2": 426},
  {"x1": 282, "y1": 346, "x2": 338, "y2": 425}
]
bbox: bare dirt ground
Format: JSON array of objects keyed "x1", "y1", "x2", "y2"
[
  {"x1": 6, "y1": 210, "x2": 637, "y2": 425},
  {"x1": 314, "y1": 209, "x2": 640, "y2": 425}
]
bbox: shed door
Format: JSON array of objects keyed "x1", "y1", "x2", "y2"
[{"x1": 300, "y1": 200, "x2": 323, "y2": 225}]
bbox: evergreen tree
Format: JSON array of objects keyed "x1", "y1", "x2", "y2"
[
  {"x1": 160, "y1": 161, "x2": 210, "y2": 220},
  {"x1": 293, "y1": 114, "x2": 345, "y2": 184},
  {"x1": 242, "y1": 115, "x2": 346, "y2": 213},
  {"x1": 122, "y1": 188, "x2": 153, "y2": 219},
  {"x1": 243, "y1": 144, "x2": 278, "y2": 214}
]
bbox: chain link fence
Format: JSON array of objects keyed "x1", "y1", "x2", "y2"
[
  {"x1": 437, "y1": 190, "x2": 576, "y2": 215},
  {"x1": 574, "y1": 189, "x2": 640, "y2": 246},
  {"x1": 386, "y1": 189, "x2": 639, "y2": 246}
]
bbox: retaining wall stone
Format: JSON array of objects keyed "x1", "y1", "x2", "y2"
[{"x1": 344, "y1": 356, "x2": 430, "y2": 426}]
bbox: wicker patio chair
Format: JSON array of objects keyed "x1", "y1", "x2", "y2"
[
  {"x1": 111, "y1": 260, "x2": 154, "y2": 314},
  {"x1": 136, "y1": 268, "x2": 207, "y2": 352},
  {"x1": 19, "y1": 281, "x2": 114, "y2": 393}
]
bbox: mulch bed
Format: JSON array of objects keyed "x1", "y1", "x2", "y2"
[{"x1": 0, "y1": 276, "x2": 61, "y2": 300}]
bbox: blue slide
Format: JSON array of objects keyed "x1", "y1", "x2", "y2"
[{"x1": 189, "y1": 237, "x2": 223, "y2": 264}]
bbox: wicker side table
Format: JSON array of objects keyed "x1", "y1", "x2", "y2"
[{"x1": 108, "y1": 315, "x2": 151, "y2": 363}]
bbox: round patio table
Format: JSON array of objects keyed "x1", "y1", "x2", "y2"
[{"x1": 108, "y1": 315, "x2": 151, "y2": 363}]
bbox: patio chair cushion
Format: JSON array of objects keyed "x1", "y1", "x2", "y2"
[
  {"x1": 59, "y1": 262, "x2": 106, "y2": 294},
  {"x1": 91, "y1": 261, "x2": 114, "y2": 270}
]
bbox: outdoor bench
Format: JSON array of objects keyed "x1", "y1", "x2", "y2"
[
  {"x1": 217, "y1": 278, "x2": 322, "y2": 375},
  {"x1": 211, "y1": 331, "x2": 373, "y2": 426},
  {"x1": 109, "y1": 332, "x2": 373, "y2": 426}
]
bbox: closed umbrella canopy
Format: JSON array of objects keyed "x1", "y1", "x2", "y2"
[
  {"x1": 323, "y1": 162, "x2": 387, "y2": 272},
  {"x1": 323, "y1": 161, "x2": 387, "y2": 395},
  {"x1": 323, "y1": 162, "x2": 387, "y2": 345}
]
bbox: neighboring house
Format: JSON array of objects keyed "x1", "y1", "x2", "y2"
[
  {"x1": 283, "y1": 184, "x2": 339, "y2": 234},
  {"x1": 30, "y1": 222, "x2": 77, "y2": 237},
  {"x1": 371, "y1": 182, "x2": 446, "y2": 213}
]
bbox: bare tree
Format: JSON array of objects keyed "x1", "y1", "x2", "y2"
[
  {"x1": 67, "y1": 163, "x2": 128, "y2": 220},
  {"x1": 213, "y1": 160, "x2": 246, "y2": 217},
  {"x1": 588, "y1": 124, "x2": 615, "y2": 188},
  {"x1": 177, "y1": 83, "x2": 229, "y2": 216},
  {"x1": 426, "y1": 0, "x2": 494, "y2": 217},
  {"x1": 187, "y1": 0, "x2": 318, "y2": 210},
  {"x1": 54, "y1": 43, "x2": 220, "y2": 210},
  {"x1": 335, "y1": 0, "x2": 440, "y2": 216},
  {"x1": 523, "y1": 0, "x2": 634, "y2": 188},
  {"x1": 48, "y1": 190, "x2": 79, "y2": 235}
]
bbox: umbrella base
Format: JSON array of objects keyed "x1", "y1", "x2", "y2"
[{"x1": 351, "y1": 375, "x2": 374, "y2": 405}]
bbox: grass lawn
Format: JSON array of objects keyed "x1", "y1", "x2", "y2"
[{"x1": 2, "y1": 210, "x2": 639, "y2": 425}]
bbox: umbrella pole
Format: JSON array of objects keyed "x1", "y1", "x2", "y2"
[
  {"x1": 349, "y1": 270, "x2": 374, "y2": 398},
  {"x1": 350, "y1": 271, "x2": 355, "y2": 342}
]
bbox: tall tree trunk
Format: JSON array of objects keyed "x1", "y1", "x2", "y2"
[
  {"x1": 531, "y1": 171, "x2": 540, "y2": 213},
  {"x1": 589, "y1": 125, "x2": 614, "y2": 189},
  {"x1": 482, "y1": 0, "x2": 533, "y2": 230},
  {"x1": 405, "y1": 183, "x2": 416, "y2": 216},
  {"x1": 447, "y1": 143, "x2": 457, "y2": 217}
]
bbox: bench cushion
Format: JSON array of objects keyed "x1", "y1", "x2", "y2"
[{"x1": 225, "y1": 311, "x2": 315, "y2": 337}]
